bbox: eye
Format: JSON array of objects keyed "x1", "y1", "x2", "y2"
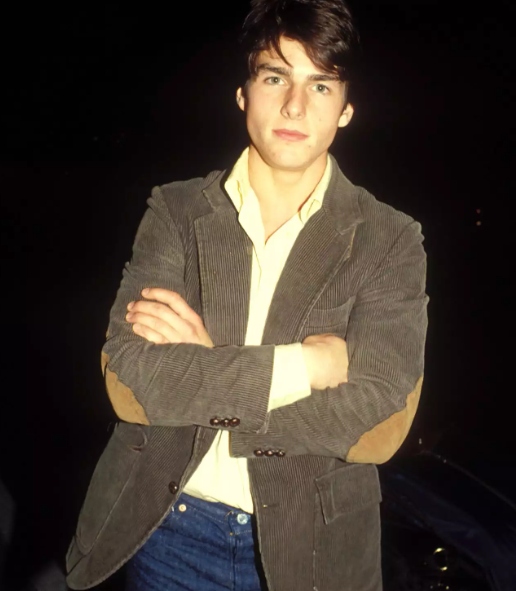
[
  {"x1": 265, "y1": 76, "x2": 285, "y2": 85},
  {"x1": 314, "y1": 83, "x2": 330, "y2": 94}
]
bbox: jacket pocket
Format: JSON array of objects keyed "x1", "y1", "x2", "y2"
[
  {"x1": 315, "y1": 463, "x2": 381, "y2": 524},
  {"x1": 76, "y1": 422, "x2": 148, "y2": 555},
  {"x1": 305, "y1": 296, "x2": 356, "y2": 332}
]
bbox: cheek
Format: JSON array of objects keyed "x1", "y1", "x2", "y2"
[
  {"x1": 314, "y1": 115, "x2": 340, "y2": 139},
  {"x1": 309, "y1": 123, "x2": 339, "y2": 153},
  {"x1": 246, "y1": 104, "x2": 270, "y2": 135}
]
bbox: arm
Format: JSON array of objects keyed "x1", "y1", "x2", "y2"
[
  {"x1": 230, "y1": 221, "x2": 428, "y2": 464},
  {"x1": 102, "y1": 187, "x2": 275, "y2": 431},
  {"x1": 123, "y1": 289, "x2": 324, "y2": 411}
]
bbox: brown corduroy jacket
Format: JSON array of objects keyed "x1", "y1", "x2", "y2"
[{"x1": 66, "y1": 157, "x2": 428, "y2": 591}]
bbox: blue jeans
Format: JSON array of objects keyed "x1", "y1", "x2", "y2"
[{"x1": 126, "y1": 494, "x2": 268, "y2": 591}]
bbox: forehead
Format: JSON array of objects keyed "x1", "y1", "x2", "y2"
[{"x1": 255, "y1": 37, "x2": 323, "y2": 73}]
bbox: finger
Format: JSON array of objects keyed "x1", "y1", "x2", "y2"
[
  {"x1": 129, "y1": 300, "x2": 179, "y2": 325},
  {"x1": 132, "y1": 323, "x2": 168, "y2": 344},
  {"x1": 128, "y1": 300, "x2": 195, "y2": 339},
  {"x1": 127, "y1": 311, "x2": 183, "y2": 343},
  {"x1": 141, "y1": 288, "x2": 202, "y2": 326}
]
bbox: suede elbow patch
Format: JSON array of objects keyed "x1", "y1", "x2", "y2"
[
  {"x1": 101, "y1": 352, "x2": 150, "y2": 425},
  {"x1": 346, "y1": 376, "x2": 423, "y2": 464}
]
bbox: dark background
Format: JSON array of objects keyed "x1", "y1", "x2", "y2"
[{"x1": 1, "y1": 0, "x2": 514, "y2": 588}]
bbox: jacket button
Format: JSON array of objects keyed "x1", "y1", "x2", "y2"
[
  {"x1": 254, "y1": 449, "x2": 264, "y2": 457},
  {"x1": 209, "y1": 418, "x2": 220, "y2": 426},
  {"x1": 168, "y1": 481, "x2": 179, "y2": 494},
  {"x1": 276, "y1": 450, "x2": 286, "y2": 457},
  {"x1": 265, "y1": 450, "x2": 275, "y2": 457},
  {"x1": 230, "y1": 418, "x2": 240, "y2": 426},
  {"x1": 222, "y1": 418, "x2": 230, "y2": 427}
]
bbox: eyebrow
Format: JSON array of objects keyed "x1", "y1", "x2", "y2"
[{"x1": 256, "y1": 63, "x2": 340, "y2": 82}]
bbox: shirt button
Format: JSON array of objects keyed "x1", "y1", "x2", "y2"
[
  {"x1": 237, "y1": 513, "x2": 249, "y2": 525},
  {"x1": 168, "y1": 481, "x2": 179, "y2": 494},
  {"x1": 178, "y1": 504, "x2": 187, "y2": 512}
]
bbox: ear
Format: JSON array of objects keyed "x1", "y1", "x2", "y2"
[
  {"x1": 338, "y1": 102, "x2": 354, "y2": 128},
  {"x1": 236, "y1": 87, "x2": 246, "y2": 112}
]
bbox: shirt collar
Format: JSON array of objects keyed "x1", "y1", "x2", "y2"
[{"x1": 225, "y1": 147, "x2": 332, "y2": 225}]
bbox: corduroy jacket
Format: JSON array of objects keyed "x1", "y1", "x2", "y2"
[{"x1": 66, "y1": 157, "x2": 428, "y2": 591}]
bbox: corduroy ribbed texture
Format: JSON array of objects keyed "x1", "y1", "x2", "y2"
[{"x1": 66, "y1": 157, "x2": 428, "y2": 591}]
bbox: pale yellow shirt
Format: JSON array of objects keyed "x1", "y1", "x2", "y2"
[{"x1": 183, "y1": 148, "x2": 332, "y2": 512}]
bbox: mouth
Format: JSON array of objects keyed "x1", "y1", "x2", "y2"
[{"x1": 273, "y1": 129, "x2": 309, "y2": 142}]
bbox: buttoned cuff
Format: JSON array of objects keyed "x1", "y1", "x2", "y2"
[{"x1": 268, "y1": 343, "x2": 311, "y2": 411}]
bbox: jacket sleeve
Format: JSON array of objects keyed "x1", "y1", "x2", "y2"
[
  {"x1": 102, "y1": 186, "x2": 275, "y2": 432},
  {"x1": 230, "y1": 220, "x2": 428, "y2": 464}
]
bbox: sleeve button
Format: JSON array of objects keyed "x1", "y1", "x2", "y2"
[
  {"x1": 254, "y1": 449, "x2": 264, "y2": 457},
  {"x1": 265, "y1": 450, "x2": 275, "y2": 457},
  {"x1": 230, "y1": 418, "x2": 240, "y2": 426},
  {"x1": 276, "y1": 450, "x2": 286, "y2": 457},
  {"x1": 209, "y1": 418, "x2": 220, "y2": 426},
  {"x1": 222, "y1": 418, "x2": 230, "y2": 427}
]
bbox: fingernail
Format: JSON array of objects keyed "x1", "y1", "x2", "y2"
[
  {"x1": 142, "y1": 288, "x2": 150, "y2": 296},
  {"x1": 127, "y1": 301, "x2": 134, "y2": 310},
  {"x1": 126, "y1": 313, "x2": 133, "y2": 320}
]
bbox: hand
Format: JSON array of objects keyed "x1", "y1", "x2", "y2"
[
  {"x1": 125, "y1": 288, "x2": 214, "y2": 347},
  {"x1": 302, "y1": 334, "x2": 349, "y2": 389}
]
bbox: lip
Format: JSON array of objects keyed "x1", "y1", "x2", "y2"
[{"x1": 273, "y1": 129, "x2": 309, "y2": 141}]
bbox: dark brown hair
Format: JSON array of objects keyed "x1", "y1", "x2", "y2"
[{"x1": 240, "y1": 0, "x2": 360, "y2": 82}]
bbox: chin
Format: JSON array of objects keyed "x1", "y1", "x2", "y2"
[{"x1": 265, "y1": 152, "x2": 315, "y2": 172}]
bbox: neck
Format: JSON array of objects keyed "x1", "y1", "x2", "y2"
[{"x1": 247, "y1": 146, "x2": 327, "y2": 215}]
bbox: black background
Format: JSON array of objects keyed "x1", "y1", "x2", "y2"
[{"x1": 1, "y1": 0, "x2": 514, "y2": 587}]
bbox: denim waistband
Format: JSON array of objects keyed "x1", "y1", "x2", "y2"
[{"x1": 174, "y1": 493, "x2": 253, "y2": 525}]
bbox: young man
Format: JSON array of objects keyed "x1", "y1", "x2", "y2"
[{"x1": 66, "y1": 1, "x2": 428, "y2": 590}]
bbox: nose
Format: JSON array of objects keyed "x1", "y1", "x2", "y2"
[{"x1": 280, "y1": 86, "x2": 306, "y2": 120}]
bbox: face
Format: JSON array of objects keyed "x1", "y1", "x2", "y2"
[{"x1": 237, "y1": 37, "x2": 353, "y2": 174}]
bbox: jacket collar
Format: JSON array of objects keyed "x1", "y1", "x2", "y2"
[{"x1": 201, "y1": 153, "x2": 364, "y2": 234}]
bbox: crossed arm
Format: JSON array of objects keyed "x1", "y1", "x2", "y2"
[
  {"x1": 125, "y1": 287, "x2": 349, "y2": 391},
  {"x1": 103, "y1": 190, "x2": 427, "y2": 463}
]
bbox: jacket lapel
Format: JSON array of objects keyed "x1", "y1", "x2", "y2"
[
  {"x1": 262, "y1": 157, "x2": 364, "y2": 345},
  {"x1": 195, "y1": 158, "x2": 364, "y2": 347},
  {"x1": 194, "y1": 176, "x2": 252, "y2": 347},
  {"x1": 261, "y1": 214, "x2": 356, "y2": 345}
]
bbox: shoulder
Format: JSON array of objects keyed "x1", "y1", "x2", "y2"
[
  {"x1": 330, "y1": 167, "x2": 425, "y2": 267},
  {"x1": 355, "y1": 186, "x2": 421, "y2": 240},
  {"x1": 357, "y1": 187, "x2": 414, "y2": 225},
  {"x1": 351, "y1": 188, "x2": 425, "y2": 280},
  {"x1": 328, "y1": 157, "x2": 420, "y2": 242},
  {"x1": 159, "y1": 169, "x2": 223, "y2": 196},
  {"x1": 147, "y1": 170, "x2": 226, "y2": 227},
  {"x1": 155, "y1": 170, "x2": 224, "y2": 208}
]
